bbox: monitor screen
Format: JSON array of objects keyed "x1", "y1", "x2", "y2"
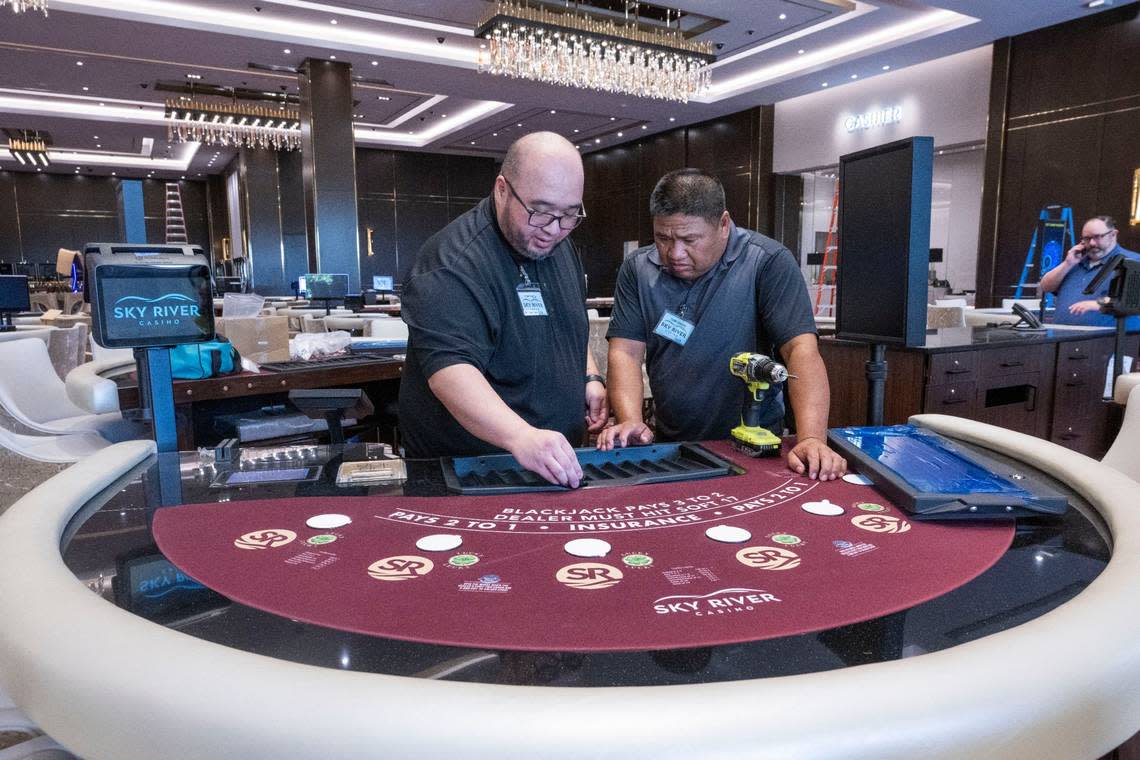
[
  {"x1": 305, "y1": 273, "x2": 349, "y2": 300},
  {"x1": 836, "y1": 137, "x2": 933, "y2": 347},
  {"x1": 0, "y1": 275, "x2": 31, "y2": 312},
  {"x1": 373, "y1": 275, "x2": 395, "y2": 292},
  {"x1": 93, "y1": 264, "x2": 214, "y2": 348}
]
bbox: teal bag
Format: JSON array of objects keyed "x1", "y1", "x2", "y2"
[{"x1": 169, "y1": 338, "x2": 241, "y2": 380}]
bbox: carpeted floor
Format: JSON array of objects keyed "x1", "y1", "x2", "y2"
[{"x1": 0, "y1": 449, "x2": 67, "y2": 518}]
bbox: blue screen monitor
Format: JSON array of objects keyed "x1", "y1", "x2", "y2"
[
  {"x1": 373, "y1": 275, "x2": 395, "y2": 292},
  {"x1": 305, "y1": 273, "x2": 349, "y2": 300}
]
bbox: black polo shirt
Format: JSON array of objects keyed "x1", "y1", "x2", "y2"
[
  {"x1": 398, "y1": 196, "x2": 589, "y2": 458},
  {"x1": 607, "y1": 224, "x2": 816, "y2": 441}
]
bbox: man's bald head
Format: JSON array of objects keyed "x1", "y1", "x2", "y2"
[
  {"x1": 494, "y1": 132, "x2": 585, "y2": 260},
  {"x1": 501, "y1": 131, "x2": 580, "y2": 180}
]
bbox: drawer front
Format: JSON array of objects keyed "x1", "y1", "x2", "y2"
[
  {"x1": 1057, "y1": 340, "x2": 1096, "y2": 363},
  {"x1": 978, "y1": 344, "x2": 1046, "y2": 377},
  {"x1": 923, "y1": 381, "x2": 976, "y2": 416},
  {"x1": 929, "y1": 352, "x2": 976, "y2": 384}
]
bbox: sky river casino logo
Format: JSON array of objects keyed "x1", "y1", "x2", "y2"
[{"x1": 112, "y1": 294, "x2": 201, "y2": 327}]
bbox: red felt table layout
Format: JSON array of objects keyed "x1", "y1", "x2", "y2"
[{"x1": 153, "y1": 442, "x2": 1015, "y2": 652}]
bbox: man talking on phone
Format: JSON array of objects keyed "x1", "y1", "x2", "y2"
[{"x1": 1039, "y1": 215, "x2": 1139, "y2": 327}]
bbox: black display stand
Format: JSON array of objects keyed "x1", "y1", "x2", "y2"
[
  {"x1": 866, "y1": 343, "x2": 887, "y2": 426},
  {"x1": 133, "y1": 347, "x2": 178, "y2": 453}
]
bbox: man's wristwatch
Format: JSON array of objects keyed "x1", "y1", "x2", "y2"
[{"x1": 585, "y1": 374, "x2": 606, "y2": 387}]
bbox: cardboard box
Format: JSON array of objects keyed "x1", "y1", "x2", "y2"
[{"x1": 215, "y1": 316, "x2": 289, "y2": 364}]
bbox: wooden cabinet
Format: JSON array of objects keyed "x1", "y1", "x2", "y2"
[{"x1": 819, "y1": 332, "x2": 1137, "y2": 456}]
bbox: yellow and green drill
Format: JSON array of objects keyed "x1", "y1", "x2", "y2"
[{"x1": 729, "y1": 352, "x2": 794, "y2": 457}]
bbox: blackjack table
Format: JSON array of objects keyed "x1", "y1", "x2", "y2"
[{"x1": 0, "y1": 414, "x2": 1137, "y2": 759}]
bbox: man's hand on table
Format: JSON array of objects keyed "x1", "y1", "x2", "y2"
[
  {"x1": 585, "y1": 379, "x2": 609, "y2": 433},
  {"x1": 788, "y1": 436, "x2": 847, "y2": 481},
  {"x1": 507, "y1": 427, "x2": 583, "y2": 488},
  {"x1": 595, "y1": 421, "x2": 655, "y2": 451}
]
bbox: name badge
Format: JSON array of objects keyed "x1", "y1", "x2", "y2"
[
  {"x1": 517, "y1": 287, "x2": 548, "y2": 316},
  {"x1": 653, "y1": 310, "x2": 695, "y2": 346}
]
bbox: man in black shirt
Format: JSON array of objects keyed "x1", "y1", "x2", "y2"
[{"x1": 399, "y1": 132, "x2": 608, "y2": 487}]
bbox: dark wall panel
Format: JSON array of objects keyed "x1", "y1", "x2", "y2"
[
  {"x1": 0, "y1": 175, "x2": 22, "y2": 262},
  {"x1": 396, "y1": 152, "x2": 448, "y2": 197},
  {"x1": 394, "y1": 199, "x2": 449, "y2": 282},
  {"x1": 358, "y1": 198, "x2": 397, "y2": 285}
]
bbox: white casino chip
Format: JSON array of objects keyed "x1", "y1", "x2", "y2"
[
  {"x1": 705, "y1": 525, "x2": 752, "y2": 543},
  {"x1": 801, "y1": 499, "x2": 845, "y2": 516},
  {"x1": 416, "y1": 534, "x2": 464, "y2": 552},
  {"x1": 564, "y1": 538, "x2": 611, "y2": 558},
  {"x1": 842, "y1": 473, "x2": 873, "y2": 486},
  {"x1": 305, "y1": 514, "x2": 352, "y2": 530}
]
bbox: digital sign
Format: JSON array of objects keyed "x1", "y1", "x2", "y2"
[{"x1": 85, "y1": 244, "x2": 215, "y2": 349}]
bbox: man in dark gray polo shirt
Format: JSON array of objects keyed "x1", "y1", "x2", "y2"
[
  {"x1": 399, "y1": 132, "x2": 608, "y2": 487},
  {"x1": 599, "y1": 169, "x2": 846, "y2": 481}
]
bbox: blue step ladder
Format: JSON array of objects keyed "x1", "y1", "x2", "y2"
[{"x1": 1015, "y1": 205, "x2": 1075, "y2": 308}]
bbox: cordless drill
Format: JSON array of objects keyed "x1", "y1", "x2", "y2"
[{"x1": 729, "y1": 352, "x2": 793, "y2": 457}]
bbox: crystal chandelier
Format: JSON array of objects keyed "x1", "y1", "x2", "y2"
[
  {"x1": 475, "y1": 1, "x2": 714, "y2": 104},
  {"x1": 1, "y1": 0, "x2": 47, "y2": 14},
  {"x1": 6, "y1": 135, "x2": 50, "y2": 167},
  {"x1": 165, "y1": 99, "x2": 302, "y2": 151}
]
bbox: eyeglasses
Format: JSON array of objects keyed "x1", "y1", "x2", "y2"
[
  {"x1": 1080, "y1": 230, "x2": 1115, "y2": 244},
  {"x1": 502, "y1": 177, "x2": 587, "y2": 230}
]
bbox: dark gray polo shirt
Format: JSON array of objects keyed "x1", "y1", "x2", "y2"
[
  {"x1": 607, "y1": 224, "x2": 816, "y2": 441},
  {"x1": 398, "y1": 195, "x2": 589, "y2": 458}
]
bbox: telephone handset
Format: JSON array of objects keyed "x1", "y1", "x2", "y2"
[{"x1": 1011, "y1": 302, "x2": 1043, "y2": 330}]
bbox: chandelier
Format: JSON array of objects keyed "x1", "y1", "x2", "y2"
[
  {"x1": 6, "y1": 135, "x2": 50, "y2": 167},
  {"x1": 164, "y1": 98, "x2": 302, "y2": 151},
  {"x1": 1, "y1": 0, "x2": 47, "y2": 14},
  {"x1": 475, "y1": 1, "x2": 714, "y2": 103}
]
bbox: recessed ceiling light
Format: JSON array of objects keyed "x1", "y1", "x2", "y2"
[
  {"x1": 550, "y1": 110, "x2": 556, "y2": 114},
  {"x1": 492, "y1": 132, "x2": 498, "y2": 136},
  {"x1": 1084, "y1": 0, "x2": 1108, "y2": 7},
  {"x1": 573, "y1": 128, "x2": 579, "y2": 133},
  {"x1": 408, "y1": 130, "x2": 413, "y2": 134},
  {"x1": 371, "y1": 60, "x2": 379, "y2": 66},
  {"x1": 329, "y1": 18, "x2": 338, "y2": 24},
  {"x1": 75, "y1": 61, "x2": 84, "y2": 66},
  {"x1": 609, "y1": 117, "x2": 616, "y2": 121},
  {"x1": 470, "y1": 141, "x2": 475, "y2": 145},
  {"x1": 96, "y1": 144, "x2": 101, "y2": 148},
  {"x1": 594, "y1": 138, "x2": 600, "y2": 143},
  {"x1": 797, "y1": 49, "x2": 805, "y2": 54},
  {"x1": 99, "y1": 102, "x2": 105, "y2": 106},
  {"x1": 329, "y1": 55, "x2": 336, "y2": 60},
  {"x1": 668, "y1": 117, "x2": 675, "y2": 122},
  {"x1": 850, "y1": 74, "x2": 858, "y2": 79},
  {"x1": 616, "y1": 131, "x2": 623, "y2": 137},
  {"x1": 93, "y1": 135, "x2": 99, "y2": 139},
  {"x1": 111, "y1": 172, "x2": 116, "y2": 176},
  {"x1": 441, "y1": 114, "x2": 447, "y2": 118},
  {"x1": 283, "y1": 48, "x2": 291, "y2": 54},
  {"x1": 517, "y1": 123, "x2": 522, "y2": 127},
  {"x1": 779, "y1": 13, "x2": 787, "y2": 20},
  {"x1": 882, "y1": 64, "x2": 891, "y2": 70},
  {"x1": 377, "y1": 95, "x2": 390, "y2": 101},
  {"x1": 641, "y1": 125, "x2": 647, "y2": 129},
  {"x1": 821, "y1": 82, "x2": 828, "y2": 87},
  {"x1": 186, "y1": 73, "x2": 202, "y2": 80},
  {"x1": 82, "y1": 86, "x2": 89, "y2": 92}
]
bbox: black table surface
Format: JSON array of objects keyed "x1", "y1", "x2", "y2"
[
  {"x1": 823, "y1": 325, "x2": 1121, "y2": 353},
  {"x1": 60, "y1": 442, "x2": 1110, "y2": 688}
]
